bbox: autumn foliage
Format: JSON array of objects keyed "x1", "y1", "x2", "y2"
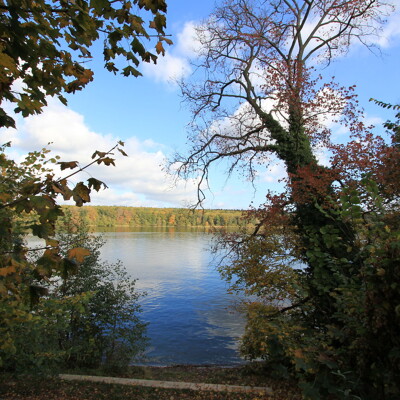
[
  {"x1": 214, "y1": 104, "x2": 400, "y2": 399},
  {"x1": 175, "y1": 0, "x2": 399, "y2": 398},
  {"x1": 0, "y1": 142, "x2": 134, "y2": 370},
  {"x1": 0, "y1": 0, "x2": 170, "y2": 128}
]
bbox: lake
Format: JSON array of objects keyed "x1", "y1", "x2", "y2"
[{"x1": 97, "y1": 228, "x2": 246, "y2": 366}]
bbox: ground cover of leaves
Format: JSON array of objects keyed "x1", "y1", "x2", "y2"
[{"x1": 0, "y1": 365, "x2": 301, "y2": 400}]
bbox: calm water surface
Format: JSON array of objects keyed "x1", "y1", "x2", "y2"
[{"x1": 98, "y1": 228, "x2": 245, "y2": 366}]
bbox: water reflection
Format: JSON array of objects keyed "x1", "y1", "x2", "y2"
[{"x1": 99, "y1": 229, "x2": 245, "y2": 365}]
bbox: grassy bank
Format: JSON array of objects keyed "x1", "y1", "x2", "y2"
[{"x1": 0, "y1": 365, "x2": 301, "y2": 400}]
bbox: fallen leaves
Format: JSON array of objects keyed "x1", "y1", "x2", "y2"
[{"x1": 0, "y1": 370, "x2": 302, "y2": 400}]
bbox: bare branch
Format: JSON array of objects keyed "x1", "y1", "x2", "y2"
[{"x1": 174, "y1": 0, "x2": 392, "y2": 206}]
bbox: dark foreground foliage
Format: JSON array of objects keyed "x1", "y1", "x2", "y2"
[
  {"x1": 1, "y1": 213, "x2": 147, "y2": 373},
  {"x1": 0, "y1": 365, "x2": 302, "y2": 400}
]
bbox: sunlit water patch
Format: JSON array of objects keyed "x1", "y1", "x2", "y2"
[{"x1": 98, "y1": 228, "x2": 245, "y2": 366}]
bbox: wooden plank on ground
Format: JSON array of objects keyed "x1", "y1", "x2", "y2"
[{"x1": 59, "y1": 374, "x2": 273, "y2": 395}]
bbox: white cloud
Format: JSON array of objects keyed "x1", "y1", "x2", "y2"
[
  {"x1": 363, "y1": 115, "x2": 385, "y2": 128},
  {"x1": 314, "y1": 145, "x2": 331, "y2": 167},
  {"x1": 142, "y1": 52, "x2": 191, "y2": 84},
  {"x1": 142, "y1": 3, "x2": 400, "y2": 85},
  {"x1": 1, "y1": 100, "x2": 199, "y2": 207},
  {"x1": 142, "y1": 21, "x2": 203, "y2": 84},
  {"x1": 375, "y1": 11, "x2": 400, "y2": 47},
  {"x1": 176, "y1": 21, "x2": 203, "y2": 57},
  {"x1": 283, "y1": 2, "x2": 400, "y2": 64},
  {"x1": 261, "y1": 159, "x2": 287, "y2": 184},
  {"x1": 331, "y1": 114, "x2": 385, "y2": 138}
]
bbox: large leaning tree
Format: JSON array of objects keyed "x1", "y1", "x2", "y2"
[
  {"x1": 173, "y1": 1, "x2": 399, "y2": 398},
  {"x1": 0, "y1": 0, "x2": 169, "y2": 369}
]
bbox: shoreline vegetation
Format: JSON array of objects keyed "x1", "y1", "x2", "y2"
[{"x1": 61, "y1": 205, "x2": 250, "y2": 229}]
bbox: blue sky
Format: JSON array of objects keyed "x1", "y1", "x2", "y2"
[{"x1": 2, "y1": 0, "x2": 400, "y2": 209}]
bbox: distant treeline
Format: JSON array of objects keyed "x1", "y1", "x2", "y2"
[{"x1": 62, "y1": 206, "x2": 249, "y2": 228}]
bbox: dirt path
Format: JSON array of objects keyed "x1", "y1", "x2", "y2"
[{"x1": 59, "y1": 373, "x2": 273, "y2": 395}]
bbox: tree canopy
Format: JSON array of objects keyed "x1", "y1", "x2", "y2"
[
  {"x1": 175, "y1": 0, "x2": 393, "y2": 195},
  {"x1": 1, "y1": 0, "x2": 170, "y2": 371},
  {"x1": 175, "y1": 1, "x2": 399, "y2": 398},
  {"x1": 59, "y1": 205, "x2": 247, "y2": 228},
  {"x1": 0, "y1": 0, "x2": 169, "y2": 128},
  {"x1": 0, "y1": 0, "x2": 169, "y2": 306}
]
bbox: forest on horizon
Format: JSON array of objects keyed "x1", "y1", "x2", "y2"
[{"x1": 62, "y1": 205, "x2": 248, "y2": 228}]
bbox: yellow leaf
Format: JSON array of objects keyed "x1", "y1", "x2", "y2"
[
  {"x1": 46, "y1": 238, "x2": 59, "y2": 248},
  {"x1": 0, "y1": 52, "x2": 18, "y2": 74},
  {"x1": 377, "y1": 268, "x2": 385, "y2": 276}
]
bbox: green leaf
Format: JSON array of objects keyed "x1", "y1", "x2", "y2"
[
  {"x1": 29, "y1": 285, "x2": 49, "y2": 305},
  {"x1": 87, "y1": 177, "x2": 107, "y2": 191},
  {"x1": 131, "y1": 37, "x2": 146, "y2": 55},
  {"x1": 58, "y1": 95, "x2": 68, "y2": 106},
  {"x1": 118, "y1": 148, "x2": 128, "y2": 156},
  {"x1": 126, "y1": 51, "x2": 140, "y2": 66},
  {"x1": 31, "y1": 222, "x2": 55, "y2": 239},
  {"x1": 105, "y1": 62, "x2": 119, "y2": 73},
  {"x1": 122, "y1": 65, "x2": 141, "y2": 77},
  {"x1": 72, "y1": 182, "x2": 91, "y2": 206},
  {"x1": 153, "y1": 13, "x2": 166, "y2": 32},
  {"x1": 90, "y1": 0, "x2": 109, "y2": 13},
  {"x1": 60, "y1": 257, "x2": 79, "y2": 279}
]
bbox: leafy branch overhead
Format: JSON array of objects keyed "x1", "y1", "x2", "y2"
[
  {"x1": 0, "y1": 141, "x2": 127, "y2": 306},
  {"x1": 0, "y1": 0, "x2": 158, "y2": 373},
  {"x1": 0, "y1": 0, "x2": 171, "y2": 128}
]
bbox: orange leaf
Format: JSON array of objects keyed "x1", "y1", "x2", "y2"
[
  {"x1": 67, "y1": 247, "x2": 91, "y2": 263},
  {"x1": 0, "y1": 265, "x2": 17, "y2": 277},
  {"x1": 294, "y1": 349, "x2": 304, "y2": 359},
  {"x1": 155, "y1": 41, "x2": 165, "y2": 55}
]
